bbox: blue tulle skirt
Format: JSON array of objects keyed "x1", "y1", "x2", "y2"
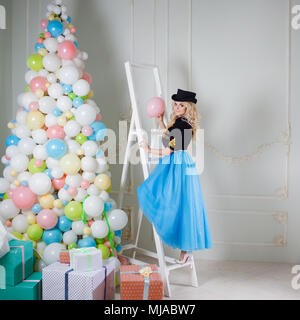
[{"x1": 137, "y1": 150, "x2": 213, "y2": 251}]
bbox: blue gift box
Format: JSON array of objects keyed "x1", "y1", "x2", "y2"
[
  {"x1": 0, "y1": 272, "x2": 42, "y2": 300},
  {"x1": 0, "y1": 240, "x2": 34, "y2": 287}
]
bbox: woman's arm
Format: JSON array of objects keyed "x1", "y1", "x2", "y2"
[
  {"x1": 139, "y1": 140, "x2": 173, "y2": 156},
  {"x1": 157, "y1": 115, "x2": 166, "y2": 130}
]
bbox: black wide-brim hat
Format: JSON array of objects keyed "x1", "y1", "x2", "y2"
[{"x1": 172, "y1": 89, "x2": 197, "y2": 104}]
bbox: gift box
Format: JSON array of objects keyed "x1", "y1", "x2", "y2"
[
  {"x1": 0, "y1": 272, "x2": 42, "y2": 300},
  {"x1": 59, "y1": 250, "x2": 70, "y2": 264},
  {"x1": 42, "y1": 260, "x2": 115, "y2": 300},
  {"x1": 120, "y1": 264, "x2": 163, "y2": 300},
  {"x1": 70, "y1": 247, "x2": 102, "y2": 272},
  {"x1": 0, "y1": 240, "x2": 34, "y2": 286}
]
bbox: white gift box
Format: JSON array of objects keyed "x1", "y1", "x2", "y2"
[
  {"x1": 70, "y1": 247, "x2": 102, "y2": 272},
  {"x1": 42, "y1": 260, "x2": 116, "y2": 300}
]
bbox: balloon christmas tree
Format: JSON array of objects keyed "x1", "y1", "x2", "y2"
[{"x1": 0, "y1": 0, "x2": 128, "y2": 267}]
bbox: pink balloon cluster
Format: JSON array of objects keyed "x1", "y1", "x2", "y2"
[{"x1": 146, "y1": 97, "x2": 165, "y2": 118}]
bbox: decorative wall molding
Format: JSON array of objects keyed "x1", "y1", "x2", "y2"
[{"x1": 208, "y1": 209, "x2": 288, "y2": 247}]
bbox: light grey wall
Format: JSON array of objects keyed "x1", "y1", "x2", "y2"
[
  {"x1": 4, "y1": 0, "x2": 300, "y2": 263},
  {"x1": 0, "y1": 0, "x2": 12, "y2": 172}
]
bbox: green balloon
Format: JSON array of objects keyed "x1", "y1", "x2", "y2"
[
  {"x1": 28, "y1": 159, "x2": 47, "y2": 174},
  {"x1": 3, "y1": 193, "x2": 8, "y2": 200},
  {"x1": 106, "y1": 185, "x2": 112, "y2": 193},
  {"x1": 97, "y1": 244, "x2": 110, "y2": 260},
  {"x1": 27, "y1": 54, "x2": 43, "y2": 71},
  {"x1": 76, "y1": 133, "x2": 87, "y2": 145},
  {"x1": 25, "y1": 85, "x2": 30, "y2": 92},
  {"x1": 68, "y1": 242, "x2": 78, "y2": 250},
  {"x1": 64, "y1": 201, "x2": 82, "y2": 221},
  {"x1": 68, "y1": 92, "x2": 77, "y2": 100},
  {"x1": 27, "y1": 224, "x2": 43, "y2": 241},
  {"x1": 95, "y1": 238, "x2": 105, "y2": 245},
  {"x1": 11, "y1": 232, "x2": 23, "y2": 240},
  {"x1": 108, "y1": 232, "x2": 114, "y2": 240}
]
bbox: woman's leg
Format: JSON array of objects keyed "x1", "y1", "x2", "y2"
[{"x1": 179, "y1": 250, "x2": 186, "y2": 261}]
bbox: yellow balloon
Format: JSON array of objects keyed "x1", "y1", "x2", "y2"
[
  {"x1": 60, "y1": 154, "x2": 81, "y2": 175},
  {"x1": 54, "y1": 199, "x2": 63, "y2": 209},
  {"x1": 26, "y1": 213, "x2": 36, "y2": 225},
  {"x1": 26, "y1": 111, "x2": 45, "y2": 130},
  {"x1": 35, "y1": 89, "x2": 44, "y2": 99},
  {"x1": 87, "y1": 90, "x2": 94, "y2": 99},
  {"x1": 38, "y1": 48, "x2": 48, "y2": 57},
  {"x1": 57, "y1": 116, "x2": 67, "y2": 127},
  {"x1": 94, "y1": 174, "x2": 111, "y2": 191},
  {"x1": 39, "y1": 194, "x2": 55, "y2": 209},
  {"x1": 83, "y1": 227, "x2": 91, "y2": 235}
]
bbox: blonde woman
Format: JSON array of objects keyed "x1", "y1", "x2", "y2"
[{"x1": 138, "y1": 89, "x2": 212, "y2": 264}]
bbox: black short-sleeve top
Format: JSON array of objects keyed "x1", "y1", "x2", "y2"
[{"x1": 162, "y1": 116, "x2": 193, "y2": 151}]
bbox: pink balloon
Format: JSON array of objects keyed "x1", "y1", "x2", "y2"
[
  {"x1": 12, "y1": 186, "x2": 37, "y2": 210},
  {"x1": 68, "y1": 187, "x2": 78, "y2": 196},
  {"x1": 80, "y1": 180, "x2": 90, "y2": 190},
  {"x1": 44, "y1": 32, "x2": 51, "y2": 39},
  {"x1": 58, "y1": 40, "x2": 77, "y2": 60},
  {"x1": 146, "y1": 97, "x2": 165, "y2": 118},
  {"x1": 82, "y1": 126, "x2": 93, "y2": 137},
  {"x1": 82, "y1": 72, "x2": 92, "y2": 85},
  {"x1": 28, "y1": 101, "x2": 39, "y2": 111},
  {"x1": 104, "y1": 240, "x2": 111, "y2": 249},
  {"x1": 40, "y1": 19, "x2": 49, "y2": 29},
  {"x1": 7, "y1": 190, "x2": 13, "y2": 199},
  {"x1": 30, "y1": 77, "x2": 48, "y2": 93},
  {"x1": 47, "y1": 125, "x2": 65, "y2": 140},
  {"x1": 37, "y1": 209, "x2": 58, "y2": 230},
  {"x1": 52, "y1": 177, "x2": 65, "y2": 190}
]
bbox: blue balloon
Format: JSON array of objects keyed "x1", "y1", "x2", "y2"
[
  {"x1": 6, "y1": 135, "x2": 20, "y2": 147},
  {"x1": 52, "y1": 108, "x2": 63, "y2": 117},
  {"x1": 63, "y1": 84, "x2": 72, "y2": 94},
  {"x1": 32, "y1": 204, "x2": 41, "y2": 214},
  {"x1": 44, "y1": 169, "x2": 53, "y2": 179},
  {"x1": 67, "y1": 16, "x2": 72, "y2": 23},
  {"x1": 74, "y1": 41, "x2": 79, "y2": 49},
  {"x1": 88, "y1": 122, "x2": 106, "y2": 141},
  {"x1": 42, "y1": 228, "x2": 62, "y2": 245},
  {"x1": 58, "y1": 216, "x2": 72, "y2": 232},
  {"x1": 114, "y1": 230, "x2": 122, "y2": 237},
  {"x1": 46, "y1": 139, "x2": 67, "y2": 159},
  {"x1": 96, "y1": 129, "x2": 107, "y2": 141},
  {"x1": 104, "y1": 202, "x2": 112, "y2": 212},
  {"x1": 47, "y1": 20, "x2": 64, "y2": 37},
  {"x1": 73, "y1": 97, "x2": 84, "y2": 108},
  {"x1": 116, "y1": 244, "x2": 122, "y2": 253},
  {"x1": 77, "y1": 237, "x2": 96, "y2": 248},
  {"x1": 35, "y1": 43, "x2": 45, "y2": 52}
]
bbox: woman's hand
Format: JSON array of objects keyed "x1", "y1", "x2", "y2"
[
  {"x1": 157, "y1": 113, "x2": 164, "y2": 122},
  {"x1": 139, "y1": 140, "x2": 151, "y2": 153}
]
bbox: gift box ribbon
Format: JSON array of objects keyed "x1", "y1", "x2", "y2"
[
  {"x1": 10, "y1": 245, "x2": 25, "y2": 281},
  {"x1": 120, "y1": 265, "x2": 159, "y2": 300},
  {"x1": 64, "y1": 265, "x2": 107, "y2": 300}
]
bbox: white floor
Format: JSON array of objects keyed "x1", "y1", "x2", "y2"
[{"x1": 116, "y1": 258, "x2": 300, "y2": 300}]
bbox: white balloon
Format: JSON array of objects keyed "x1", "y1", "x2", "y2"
[
  {"x1": 35, "y1": 259, "x2": 47, "y2": 272},
  {"x1": 83, "y1": 195, "x2": 104, "y2": 218},
  {"x1": 66, "y1": 140, "x2": 80, "y2": 154},
  {"x1": 3, "y1": 166, "x2": 15, "y2": 182},
  {"x1": 18, "y1": 172, "x2": 32, "y2": 183},
  {"x1": 29, "y1": 173, "x2": 51, "y2": 195},
  {"x1": 25, "y1": 70, "x2": 38, "y2": 84},
  {"x1": 63, "y1": 230, "x2": 77, "y2": 245},
  {"x1": 44, "y1": 38, "x2": 58, "y2": 53},
  {"x1": 74, "y1": 188, "x2": 87, "y2": 202},
  {"x1": 0, "y1": 199, "x2": 19, "y2": 219},
  {"x1": 18, "y1": 138, "x2": 36, "y2": 155},
  {"x1": 32, "y1": 129, "x2": 48, "y2": 144},
  {"x1": 33, "y1": 145, "x2": 48, "y2": 160},
  {"x1": 36, "y1": 241, "x2": 47, "y2": 254},
  {"x1": 59, "y1": 66, "x2": 80, "y2": 85},
  {"x1": 0, "y1": 178, "x2": 10, "y2": 193},
  {"x1": 39, "y1": 96, "x2": 57, "y2": 114},
  {"x1": 47, "y1": 73, "x2": 57, "y2": 84},
  {"x1": 72, "y1": 79, "x2": 90, "y2": 97},
  {"x1": 6, "y1": 146, "x2": 19, "y2": 158},
  {"x1": 91, "y1": 220, "x2": 108, "y2": 239},
  {"x1": 20, "y1": 92, "x2": 38, "y2": 108},
  {"x1": 15, "y1": 125, "x2": 31, "y2": 139},
  {"x1": 96, "y1": 158, "x2": 109, "y2": 174},
  {"x1": 108, "y1": 209, "x2": 128, "y2": 231},
  {"x1": 82, "y1": 172, "x2": 95, "y2": 183},
  {"x1": 72, "y1": 220, "x2": 85, "y2": 235},
  {"x1": 73, "y1": 57, "x2": 84, "y2": 70},
  {"x1": 46, "y1": 157, "x2": 59, "y2": 169},
  {"x1": 81, "y1": 52, "x2": 89, "y2": 61},
  {"x1": 38, "y1": 69, "x2": 49, "y2": 78},
  {"x1": 43, "y1": 53, "x2": 61, "y2": 72},
  {"x1": 114, "y1": 236, "x2": 121, "y2": 245},
  {"x1": 16, "y1": 111, "x2": 27, "y2": 125},
  {"x1": 87, "y1": 184, "x2": 100, "y2": 196},
  {"x1": 82, "y1": 141, "x2": 98, "y2": 157},
  {"x1": 51, "y1": 167, "x2": 64, "y2": 179},
  {"x1": 53, "y1": 207, "x2": 64, "y2": 217},
  {"x1": 12, "y1": 215, "x2": 29, "y2": 233},
  {"x1": 45, "y1": 114, "x2": 58, "y2": 127},
  {"x1": 64, "y1": 120, "x2": 81, "y2": 137},
  {"x1": 43, "y1": 243, "x2": 65, "y2": 266},
  {"x1": 1, "y1": 156, "x2": 9, "y2": 165},
  {"x1": 58, "y1": 189, "x2": 72, "y2": 201},
  {"x1": 81, "y1": 156, "x2": 97, "y2": 172},
  {"x1": 99, "y1": 191, "x2": 110, "y2": 202},
  {"x1": 57, "y1": 96, "x2": 72, "y2": 112},
  {"x1": 75, "y1": 104, "x2": 96, "y2": 126},
  {"x1": 65, "y1": 174, "x2": 82, "y2": 188},
  {"x1": 57, "y1": 35, "x2": 65, "y2": 43},
  {"x1": 48, "y1": 83, "x2": 63, "y2": 99},
  {"x1": 10, "y1": 154, "x2": 29, "y2": 172}
]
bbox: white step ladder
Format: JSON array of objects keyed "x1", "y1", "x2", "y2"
[{"x1": 118, "y1": 61, "x2": 198, "y2": 298}]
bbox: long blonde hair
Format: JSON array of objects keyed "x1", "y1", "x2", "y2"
[{"x1": 167, "y1": 101, "x2": 200, "y2": 140}]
